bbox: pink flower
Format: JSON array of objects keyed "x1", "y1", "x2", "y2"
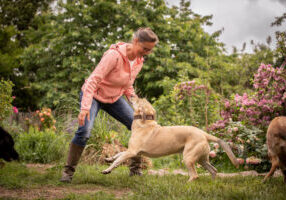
[
  {"x1": 224, "y1": 100, "x2": 230, "y2": 108},
  {"x1": 239, "y1": 145, "x2": 244, "y2": 151},
  {"x1": 242, "y1": 93, "x2": 248, "y2": 100},
  {"x1": 246, "y1": 157, "x2": 261, "y2": 165},
  {"x1": 237, "y1": 158, "x2": 244, "y2": 165},
  {"x1": 12, "y1": 96, "x2": 16, "y2": 99},
  {"x1": 40, "y1": 118, "x2": 45, "y2": 122},
  {"x1": 233, "y1": 127, "x2": 238, "y2": 132},
  {"x1": 13, "y1": 106, "x2": 18, "y2": 114},
  {"x1": 209, "y1": 151, "x2": 216, "y2": 158},
  {"x1": 214, "y1": 143, "x2": 220, "y2": 149},
  {"x1": 234, "y1": 94, "x2": 242, "y2": 103},
  {"x1": 187, "y1": 80, "x2": 195, "y2": 85}
]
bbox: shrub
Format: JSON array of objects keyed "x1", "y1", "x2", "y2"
[
  {"x1": 210, "y1": 121, "x2": 269, "y2": 172},
  {"x1": 15, "y1": 127, "x2": 68, "y2": 163},
  {"x1": 210, "y1": 64, "x2": 286, "y2": 132},
  {"x1": 209, "y1": 64, "x2": 286, "y2": 171},
  {"x1": 34, "y1": 108, "x2": 56, "y2": 131},
  {"x1": 153, "y1": 79, "x2": 220, "y2": 128}
]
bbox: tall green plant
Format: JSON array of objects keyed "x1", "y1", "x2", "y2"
[
  {"x1": 15, "y1": 127, "x2": 68, "y2": 163},
  {"x1": 153, "y1": 79, "x2": 220, "y2": 128},
  {"x1": 0, "y1": 79, "x2": 14, "y2": 124},
  {"x1": 88, "y1": 110, "x2": 131, "y2": 151}
]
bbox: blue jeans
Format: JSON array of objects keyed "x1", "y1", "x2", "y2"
[{"x1": 72, "y1": 92, "x2": 134, "y2": 147}]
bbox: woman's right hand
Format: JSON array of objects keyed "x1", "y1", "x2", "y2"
[{"x1": 78, "y1": 110, "x2": 90, "y2": 126}]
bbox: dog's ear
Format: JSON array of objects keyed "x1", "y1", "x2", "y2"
[{"x1": 137, "y1": 106, "x2": 142, "y2": 114}]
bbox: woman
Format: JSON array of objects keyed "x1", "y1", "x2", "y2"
[{"x1": 60, "y1": 27, "x2": 158, "y2": 183}]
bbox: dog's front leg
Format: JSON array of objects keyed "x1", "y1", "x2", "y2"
[
  {"x1": 102, "y1": 151, "x2": 137, "y2": 174},
  {"x1": 105, "y1": 152, "x2": 124, "y2": 163}
]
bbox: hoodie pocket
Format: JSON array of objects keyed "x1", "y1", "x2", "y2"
[{"x1": 97, "y1": 87, "x2": 122, "y2": 98}]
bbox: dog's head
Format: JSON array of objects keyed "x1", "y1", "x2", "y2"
[
  {"x1": 130, "y1": 96, "x2": 156, "y2": 121},
  {"x1": 0, "y1": 127, "x2": 19, "y2": 161}
]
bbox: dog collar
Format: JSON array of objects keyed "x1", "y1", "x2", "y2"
[{"x1": 133, "y1": 115, "x2": 155, "y2": 120}]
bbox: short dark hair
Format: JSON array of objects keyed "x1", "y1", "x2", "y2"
[{"x1": 133, "y1": 27, "x2": 159, "y2": 43}]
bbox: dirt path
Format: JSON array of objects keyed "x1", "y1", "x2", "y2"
[
  {"x1": 0, "y1": 185, "x2": 130, "y2": 200},
  {"x1": 148, "y1": 168, "x2": 282, "y2": 177},
  {"x1": 0, "y1": 164, "x2": 131, "y2": 200}
]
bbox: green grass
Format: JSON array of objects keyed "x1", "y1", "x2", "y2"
[{"x1": 0, "y1": 162, "x2": 285, "y2": 200}]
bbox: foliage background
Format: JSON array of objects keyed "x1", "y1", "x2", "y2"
[{"x1": 0, "y1": 0, "x2": 285, "y2": 170}]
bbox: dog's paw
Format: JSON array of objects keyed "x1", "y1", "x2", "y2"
[
  {"x1": 211, "y1": 172, "x2": 217, "y2": 179},
  {"x1": 101, "y1": 170, "x2": 111, "y2": 174},
  {"x1": 188, "y1": 176, "x2": 199, "y2": 182},
  {"x1": 262, "y1": 177, "x2": 268, "y2": 183}
]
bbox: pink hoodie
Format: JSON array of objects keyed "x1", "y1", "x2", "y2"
[{"x1": 80, "y1": 42, "x2": 144, "y2": 111}]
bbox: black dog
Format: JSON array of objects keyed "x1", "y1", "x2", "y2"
[{"x1": 0, "y1": 127, "x2": 19, "y2": 162}]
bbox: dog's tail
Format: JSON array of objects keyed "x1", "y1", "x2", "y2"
[{"x1": 204, "y1": 133, "x2": 239, "y2": 168}]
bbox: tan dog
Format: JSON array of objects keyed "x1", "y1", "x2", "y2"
[
  {"x1": 263, "y1": 116, "x2": 286, "y2": 183},
  {"x1": 102, "y1": 97, "x2": 238, "y2": 181}
]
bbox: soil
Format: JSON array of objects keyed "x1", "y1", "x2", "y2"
[
  {"x1": 0, "y1": 185, "x2": 130, "y2": 200},
  {"x1": 0, "y1": 164, "x2": 131, "y2": 200}
]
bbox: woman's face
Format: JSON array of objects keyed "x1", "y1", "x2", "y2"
[{"x1": 133, "y1": 39, "x2": 156, "y2": 57}]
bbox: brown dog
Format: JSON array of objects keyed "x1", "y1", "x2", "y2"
[
  {"x1": 102, "y1": 97, "x2": 238, "y2": 181},
  {"x1": 263, "y1": 116, "x2": 286, "y2": 183}
]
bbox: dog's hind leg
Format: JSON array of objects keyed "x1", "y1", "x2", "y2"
[
  {"x1": 208, "y1": 163, "x2": 217, "y2": 174},
  {"x1": 263, "y1": 155, "x2": 279, "y2": 183},
  {"x1": 105, "y1": 152, "x2": 124, "y2": 163},
  {"x1": 102, "y1": 151, "x2": 137, "y2": 174},
  {"x1": 183, "y1": 145, "x2": 200, "y2": 182},
  {"x1": 200, "y1": 161, "x2": 217, "y2": 179},
  {"x1": 186, "y1": 163, "x2": 198, "y2": 182}
]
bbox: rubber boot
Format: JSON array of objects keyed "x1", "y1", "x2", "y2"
[
  {"x1": 129, "y1": 156, "x2": 143, "y2": 176},
  {"x1": 60, "y1": 143, "x2": 84, "y2": 183}
]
